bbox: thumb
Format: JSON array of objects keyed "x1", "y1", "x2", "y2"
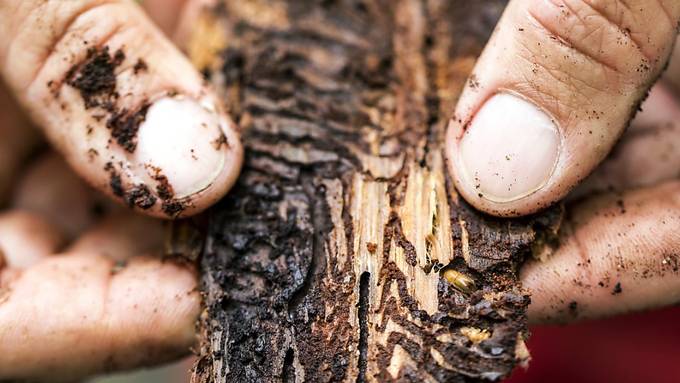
[
  {"x1": 446, "y1": 0, "x2": 680, "y2": 217},
  {"x1": 0, "y1": 0, "x2": 243, "y2": 219}
]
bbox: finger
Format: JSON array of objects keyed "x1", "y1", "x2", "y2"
[
  {"x1": 12, "y1": 152, "x2": 116, "y2": 239},
  {"x1": 572, "y1": 83, "x2": 680, "y2": 198},
  {"x1": 521, "y1": 180, "x2": 680, "y2": 324},
  {"x1": 68, "y1": 212, "x2": 164, "y2": 262},
  {"x1": 0, "y1": 82, "x2": 42, "y2": 204},
  {"x1": 0, "y1": 0, "x2": 243, "y2": 219},
  {"x1": 446, "y1": 0, "x2": 680, "y2": 216},
  {"x1": 173, "y1": 0, "x2": 219, "y2": 51},
  {"x1": 0, "y1": 254, "x2": 199, "y2": 382},
  {"x1": 142, "y1": 0, "x2": 188, "y2": 36},
  {"x1": 0, "y1": 210, "x2": 64, "y2": 269}
]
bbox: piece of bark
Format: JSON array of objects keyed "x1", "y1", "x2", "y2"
[{"x1": 183, "y1": 1, "x2": 562, "y2": 382}]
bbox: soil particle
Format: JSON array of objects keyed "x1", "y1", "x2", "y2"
[
  {"x1": 105, "y1": 162, "x2": 124, "y2": 197},
  {"x1": 133, "y1": 59, "x2": 148, "y2": 74},
  {"x1": 568, "y1": 301, "x2": 578, "y2": 316},
  {"x1": 139, "y1": 166, "x2": 186, "y2": 216},
  {"x1": 212, "y1": 133, "x2": 229, "y2": 150},
  {"x1": 65, "y1": 46, "x2": 149, "y2": 153},
  {"x1": 154, "y1": 173, "x2": 175, "y2": 200},
  {"x1": 162, "y1": 199, "x2": 187, "y2": 217},
  {"x1": 87, "y1": 148, "x2": 99, "y2": 161},
  {"x1": 125, "y1": 184, "x2": 157, "y2": 210},
  {"x1": 105, "y1": 162, "x2": 158, "y2": 210},
  {"x1": 612, "y1": 282, "x2": 623, "y2": 295},
  {"x1": 616, "y1": 199, "x2": 626, "y2": 214},
  {"x1": 47, "y1": 79, "x2": 57, "y2": 95},
  {"x1": 145, "y1": 165, "x2": 175, "y2": 200},
  {"x1": 66, "y1": 46, "x2": 124, "y2": 109},
  {"x1": 106, "y1": 103, "x2": 150, "y2": 153},
  {"x1": 468, "y1": 74, "x2": 480, "y2": 89}
]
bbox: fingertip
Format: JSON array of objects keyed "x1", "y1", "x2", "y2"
[
  {"x1": 0, "y1": 1, "x2": 243, "y2": 220},
  {"x1": 445, "y1": 0, "x2": 680, "y2": 217},
  {"x1": 105, "y1": 256, "x2": 200, "y2": 365},
  {"x1": 446, "y1": 93, "x2": 562, "y2": 217},
  {"x1": 0, "y1": 253, "x2": 200, "y2": 381},
  {"x1": 127, "y1": 94, "x2": 243, "y2": 219},
  {"x1": 0, "y1": 210, "x2": 65, "y2": 268}
]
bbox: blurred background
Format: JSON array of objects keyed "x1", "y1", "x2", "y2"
[
  {"x1": 93, "y1": 306, "x2": 680, "y2": 382},
  {"x1": 508, "y1": 306, "x2": 680, "y2": 383}
]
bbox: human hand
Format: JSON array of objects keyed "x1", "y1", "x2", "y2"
[
  {"x1": 0, "y1": 0, "x2": 243, "y2": 218},
  {"x1": 445, "y1": 0, "x2": 680, "y2": 322},
  {"x1": 0, "y1": 0, "x2": 242, "y2": 381},
  {"x1": 0, "y1": 1, "x2": 678, "y2": 380}
]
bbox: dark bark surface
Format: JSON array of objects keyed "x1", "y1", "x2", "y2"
[{"x1": 184, "y1": 1, "x2": 562, "y2": 382}]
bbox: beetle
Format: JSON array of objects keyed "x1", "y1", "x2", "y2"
[{"x1": 442, "y1": 269, "x2": 477, "y2": 294}]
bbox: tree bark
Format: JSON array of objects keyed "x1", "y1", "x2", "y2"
[{"x1": 180, "y1": 1, "x2": 562, "y2": 382}]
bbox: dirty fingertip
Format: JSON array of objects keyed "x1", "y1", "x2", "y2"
[
  {"x1": 130, "y1": 94, "x2": 243, "y2": 218},
  {"x1": 0, "y1": 2, "x2": 243, "y2": 220},
  {"x1": 450, "y1": 94, "x2": 560, "y2": 209}
]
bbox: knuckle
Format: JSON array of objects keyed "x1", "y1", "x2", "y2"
[
  {"x1": 528, "y1": 0, "x2": 632, "y2": 63},
  {"x1": 526, "y1": 4, "x2": 603, "y2": 70},
  {"x1": 513, "y1": 34, "x2": 615, "y2": 117},
  {"x1": 525, "y1": 0, "x2": 653, "y2": 75}
]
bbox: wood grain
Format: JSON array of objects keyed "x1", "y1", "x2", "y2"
[{"x1": 183, "y1": 1, "x2": 562, "y2": 381}]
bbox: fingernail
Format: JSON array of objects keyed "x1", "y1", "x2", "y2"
[
  {"x1": 133, "y1": 96, "x2": 229, "y2": 199},
  {"x1": 458, "y1": 93, "x2": 560, "y2": 202}
]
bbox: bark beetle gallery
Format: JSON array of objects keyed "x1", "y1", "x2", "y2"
[{"x1": 180, "y1": 1, "x2": 562, "y2": 382}]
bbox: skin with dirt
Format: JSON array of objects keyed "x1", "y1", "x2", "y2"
[
  {"x1": 65, "y1": 46, "x2": 149, "y2": 153},
  {"x1": 63, "y1": 45, "x2": 190, "y2": 217},
  {"x1": 185, "y1": 1, "x2": 562, "y2": 382}
]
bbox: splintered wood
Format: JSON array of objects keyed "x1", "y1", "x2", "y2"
[{"x1": 185, "y1": 1, "x2": 561, "y2": 382}]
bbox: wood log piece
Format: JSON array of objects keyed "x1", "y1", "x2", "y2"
[{"x1": 180, "y1": 1, "x2": 563, "y2": 381}]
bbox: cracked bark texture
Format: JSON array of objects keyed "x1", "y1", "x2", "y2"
[{"x1": 183, "y1": 1, "x2": 562, "y2": 382}]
